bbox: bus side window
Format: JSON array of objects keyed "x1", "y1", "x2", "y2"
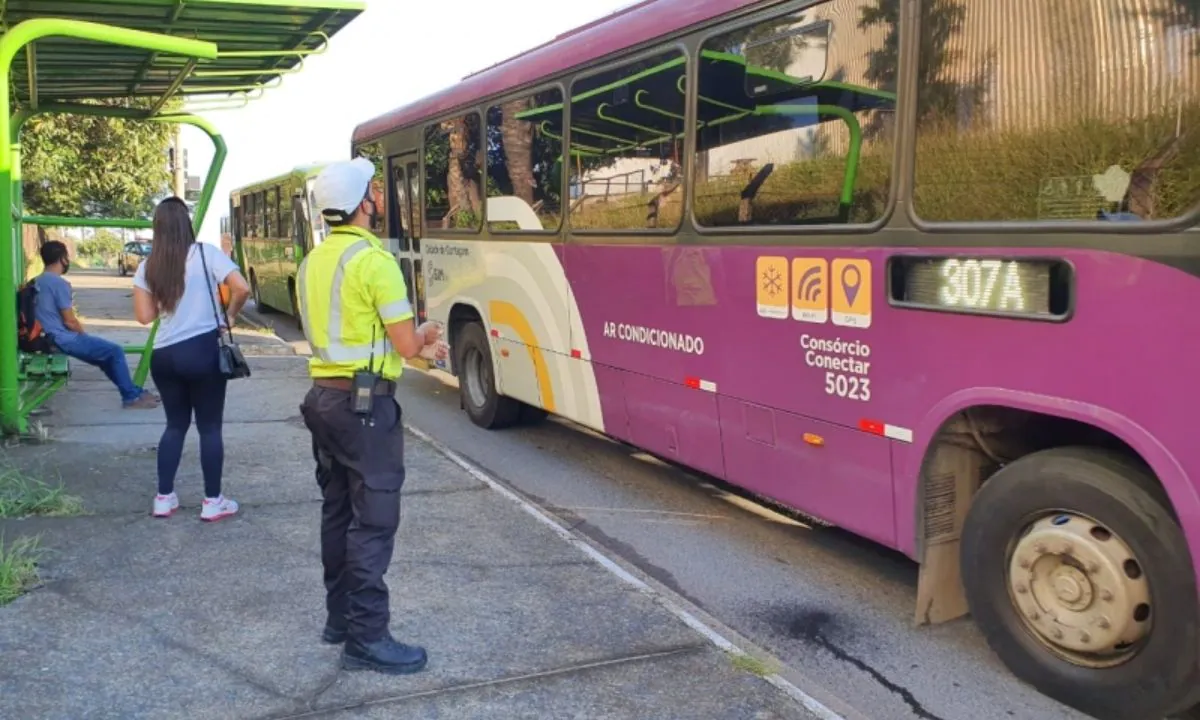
[
  {"x1": 692, "y1": 3, "x2": 897, "y2": 227},
  {"x1": 568, "y1": 49, "x2": 687, "y2": 232}
]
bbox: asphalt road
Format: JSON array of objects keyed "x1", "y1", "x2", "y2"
[{"x1": 257, "y1": 304, "x2": 1095, "y2": 720}]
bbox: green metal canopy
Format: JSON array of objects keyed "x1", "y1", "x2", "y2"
[
  {"x1": 0, "y1": 0, "x2": 365, "y2": 436},
  {"x1": 2, "y1": 0, "x2": 364, "y2": 110}
]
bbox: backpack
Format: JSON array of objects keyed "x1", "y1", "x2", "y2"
[{"x1": 17, "y1": 280, "x2": 51, "y2": 353}]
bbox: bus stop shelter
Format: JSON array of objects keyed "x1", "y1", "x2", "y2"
[{"x1": 0, "y1": 0, "x2": 364, "y2": 436}]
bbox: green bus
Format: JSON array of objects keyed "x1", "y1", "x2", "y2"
[{"x1": 228, "y1": 163, "x2": 331, "y2": 321}]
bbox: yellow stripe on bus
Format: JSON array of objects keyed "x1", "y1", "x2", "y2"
[{"x1": 488, "y1": 300, "x2": 556, "y2": 414}]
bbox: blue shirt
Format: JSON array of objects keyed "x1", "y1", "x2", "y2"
[
  {"x1": 133, "y1": 242, "x2": 240, "y2": 349},
  {"x1": 34, "y1": 272, "x2": 77, "y2": 342}
]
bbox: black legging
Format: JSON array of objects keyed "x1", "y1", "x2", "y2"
[{"x1": 150, "y1": 329, "x2": 228, "y2": 498}]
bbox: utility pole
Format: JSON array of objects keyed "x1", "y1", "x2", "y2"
[{"x1": 171, "y1": 125, "x2": 186, "y2": 198}]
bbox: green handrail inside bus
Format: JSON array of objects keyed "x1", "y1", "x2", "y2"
[{"x1": 754, "y1": 103, "x2": 864, "y2": 211}]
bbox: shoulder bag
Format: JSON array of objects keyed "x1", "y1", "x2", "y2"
[{"x1": 197, "y1": 243, "x2": 251, "y2": 380}]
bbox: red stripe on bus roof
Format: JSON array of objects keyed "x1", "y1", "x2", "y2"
[{"x1": 351, "y1": 0, "x2": 764, "y2": 144}]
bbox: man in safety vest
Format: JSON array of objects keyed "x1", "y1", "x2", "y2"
[{"x1": 297, "y1": 157, "x2": 445, "y2": 675}]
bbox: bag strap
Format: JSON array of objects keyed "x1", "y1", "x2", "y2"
[{"x1": 196, "y1": 243, "x2": 231, "y2": 347}]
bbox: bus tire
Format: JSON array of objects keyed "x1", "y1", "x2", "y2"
[
  {"x1": 960, "y1": 446, "x2": 1200, "y2": 720},
  {"x1": 251, "y1": 272, "x2": 274, "y2": 313},
  {"x1": 519, "y1": 404, "x2": 549, "y2": 425},
  {"x1": 289, "y1": 282, "x2": 302, "y2": 333},
  {"x1": 455, "y1": 321, "x2": 520, "y2": 430}
]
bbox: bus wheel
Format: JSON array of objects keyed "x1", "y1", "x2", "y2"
[
  {"x1": 519, "y1": 404, "x2": 548, "y2": 425},
  {"x1": 251, "y1": 273, "x2": 273, "y2": 313},
  {"x1": 455, "y1": 321, "x2": 520, "y2": 430},
  {"x1": 961, "y1": 447, "x2": 1200, "y2": 720},
  {"x1": 289, "y1": 283, "x2": 302, "y2": 333}
]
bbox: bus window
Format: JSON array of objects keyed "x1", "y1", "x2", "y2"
[
  {"x1": 486, "y1": 88, "x2": 564, "y2": 232},
  {"x1": 568, "y1": 49, "x2": 686, "y2": 232},
  {"x1": 265, "y1": 187, "x2": 278, "y2": 238},
  {"x1": 912, "y1": 0, "x2": 1200, "y2": 223},
  {"x1": 355, "y1": 141, "x2": 389, "y2": 237},
  {"x1": 424, "y1": 113, "x2": 484, "y2": 231},
  {"x1": 392, "y1": 163, "x2": 411, "y2": 245},
  {"x1": 693, "y1": 2, "x2": 897, "y2": 228},
  {"x1": 407, "y1": 162, "x2": 421, "y2": 244}
]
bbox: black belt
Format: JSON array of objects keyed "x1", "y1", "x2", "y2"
[{"x1": 314, "y1": 377, "x2": 397, "y2": 395}]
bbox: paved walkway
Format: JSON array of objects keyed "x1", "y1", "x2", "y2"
[{"x1": 0, "y1": 270, "x2": 824, "y2": 719}]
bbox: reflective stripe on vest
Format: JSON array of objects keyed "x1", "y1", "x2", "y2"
[{"x1": 297, "y1": 239, "x2": 389, "y2": 363}]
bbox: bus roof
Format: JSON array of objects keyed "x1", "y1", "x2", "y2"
[
  {"x1": 351, "y1": 0, "x2": 761, "y2": 144},
  {"x1": 230, "y1": 163, "x2": 331, "y2": 194}
]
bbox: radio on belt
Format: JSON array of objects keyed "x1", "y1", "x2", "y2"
[{"x1": 353, "y1": 324, "x2": 383, "y2": 423}]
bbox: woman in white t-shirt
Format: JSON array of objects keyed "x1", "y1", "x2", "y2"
[{"x1": 132, "y1": 197, "x2": 251, "y2": 521}]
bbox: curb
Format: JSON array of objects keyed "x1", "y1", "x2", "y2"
[{"x1": 405, "y1": 422, "x2": 872, "y2": 720}]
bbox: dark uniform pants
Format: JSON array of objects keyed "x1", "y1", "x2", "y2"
[{"x1": 300, "y1": 385, "x2": 406, "y2": 643}]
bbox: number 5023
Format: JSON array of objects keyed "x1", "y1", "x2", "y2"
[{"x1": 825, "y1": 372, "x2": 871, "y2": 401}]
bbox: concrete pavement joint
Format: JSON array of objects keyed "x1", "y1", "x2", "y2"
[
  {"x1": 44, "y1": 581, "x2": 300, "y2": 704},
  {"x1": 266, "y1": 644, "x2": 706, "y2": 719},
  {"x1": 405, "y1": 423, "x2": 859, "y2": 720}
]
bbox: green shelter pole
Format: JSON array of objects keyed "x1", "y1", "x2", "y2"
[{"x1": 0, "y1": 18, "x2": 216, "y2": 434}]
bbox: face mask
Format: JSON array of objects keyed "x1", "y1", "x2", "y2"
[{"x1": 61, "y1": 259, "x2": 70, "y2": 275}]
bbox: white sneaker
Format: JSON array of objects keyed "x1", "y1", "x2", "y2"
[
  {"x1": 153, "y1": 492, "x2": 179, "y2": 518},
  {"x1": 200, "y1": 495, "x2": 239, "y2": 522}
]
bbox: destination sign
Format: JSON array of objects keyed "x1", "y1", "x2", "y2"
[{"x1": 889, "y1": 256, "x2": 1070, "y2": 320}]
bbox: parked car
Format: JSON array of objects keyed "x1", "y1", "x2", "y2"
[{"x1": 118, "y1": 241, "x2": 151, "y2": 276}]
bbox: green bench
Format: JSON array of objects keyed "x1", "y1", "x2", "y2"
[{"x1": 18, "y1": 351, "x2": 71, "y2": 422}]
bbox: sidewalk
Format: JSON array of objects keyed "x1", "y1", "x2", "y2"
[{"x1": 0, "y1": 275, "x2": 822, "y2": 719}]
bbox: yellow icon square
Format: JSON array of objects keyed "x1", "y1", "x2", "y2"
[
  {"x1": 830, "y1": 258, "x2": 872, "y2": 328},
  {"x1": 791, "y1": 258, "x2": 828, "y2": 324},
  {"x1": 756, "y1": 256, "x2": 789, "y2": 319}
]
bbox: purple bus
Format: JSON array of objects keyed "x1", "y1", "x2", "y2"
[{"x1": 349, "y1": 1, "x2": 1200, "y2": 717}]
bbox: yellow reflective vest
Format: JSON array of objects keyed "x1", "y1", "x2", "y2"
[{"x1": 296, "y1": 225, "x2": 413, "y2": 380}]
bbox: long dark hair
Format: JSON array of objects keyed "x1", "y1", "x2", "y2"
[{"x1": 144, "y1": 197, "x2": 195, "y2": 313}]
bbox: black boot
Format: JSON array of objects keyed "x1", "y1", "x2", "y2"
[
  {"x1": 342, "y1": 634, "x2": 428, "y2": 675},
  {"x1": 322, "y1": 621, "x2": 347, "y2": 645}
]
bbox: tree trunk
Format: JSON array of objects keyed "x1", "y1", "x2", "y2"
[
  {"x1": 445, "y1": 119, "x2": 470, "y2": 228},
  {"x1": 500, "y1": 98, "x2": 535, "y2": 206},
  {"x1": 447, "y1": 118, "x2": 483, "y2": 227}
]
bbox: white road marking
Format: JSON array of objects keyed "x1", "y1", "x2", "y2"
[{"x1": 406, "y1": 423, "x2": 853, "y2": 720}]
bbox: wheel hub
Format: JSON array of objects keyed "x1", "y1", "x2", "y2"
[{"x1": 1008, "y1": 513, "x2": 1151, "y2": 667}]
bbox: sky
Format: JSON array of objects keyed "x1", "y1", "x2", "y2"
[{"x1": 184, "y1": 0, "x2": 635, "y2": 245}]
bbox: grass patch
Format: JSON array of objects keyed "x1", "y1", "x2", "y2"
[
  {"x1": 0, "y1": 465, "x2": 84, "y2": 518},
  {"x1": 730, "y1": 652, "x2": 776, "y2": 677},
  {"x1": 0, "y1": 534, "x2": 41, "y2": 606}
]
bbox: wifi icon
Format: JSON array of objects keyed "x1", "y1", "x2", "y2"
[
  {"x1": 791, "y1": 258, "x2": 829, "y2": 324},
  {"x1": 799, "y1": 266, "x2": 823, "y2": 303}
]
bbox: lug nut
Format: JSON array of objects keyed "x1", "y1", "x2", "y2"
[
  {"x1": 1088, "y1": 562, "x2": 1100, "y2": 574},
  {"x1": 1019, "y1": 558, "x2": 1031, "y2": 569},
  {"x1": 1062, "y1": 542, "x2": 1074, "y2": 555},
  {"x1": 1016, "y1": 583, "x2": 1028, "y2": 594},
  {"x1": 1097, "y1": 617, "x2": 1111, "y2": 630},
  {"x1": 1101, "y1": 590, "x2": 1114, "y2": 602},
  {"x1": 1028, "y1": 611, "x2": 1040, "y2": 621},
  {"x1": 1034, "y1": 543, "x2": 1046, "y2": 553},
  {"x1": 1052, "y1": 628, "x2": 1064, "y2": 639},
  {"x1": 1079, "y1": 631, "x2": 1091, "y2": 643}
]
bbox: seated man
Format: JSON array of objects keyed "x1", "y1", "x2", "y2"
[{"x1": 34, "y1": 241, "x2": 158, "y2": 409}]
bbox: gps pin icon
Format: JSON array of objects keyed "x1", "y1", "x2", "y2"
[{"x1": 842, "y1": 265, "x2": 861, "y2": 306}]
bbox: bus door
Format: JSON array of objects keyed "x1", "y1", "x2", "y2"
[
  {"x1": 304, "y1": 177, "x2": 329, "y2": 249},
  {"x1": 291, "y1": 187, "x2": 312, "y2": 261},
  {"x1": 387, "y1": 153, "x2": 426, "y2": 322}
]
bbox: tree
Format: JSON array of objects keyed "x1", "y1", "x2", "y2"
[
  {"x1": 20, "y1": 98, "x2": 179, "y2": 219},
  {"x1": 859, "y1": 0, "x2": 985, "y2": 128}
]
